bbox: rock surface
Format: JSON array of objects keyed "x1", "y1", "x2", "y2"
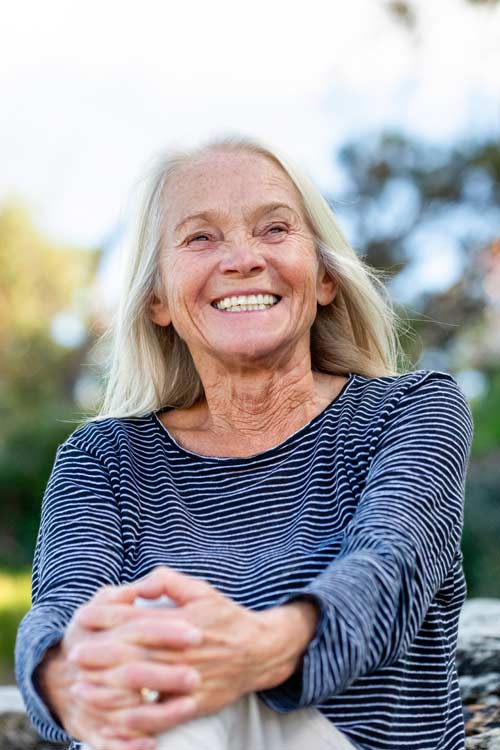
[
  {"x1": 0, "y1": 711, "x2": 65, "y2": 750},
  {"x1": 458, "y1": 599, "x2": 500, "y2": 746},
  {"x1": 2, "y1": 598, "x2": 500, "y2": 749}
]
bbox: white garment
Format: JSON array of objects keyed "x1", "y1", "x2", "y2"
[{"x1": 155, "y1": 693, "x2": 357, "y2": 750}]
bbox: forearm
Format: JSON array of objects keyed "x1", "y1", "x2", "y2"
[{"x1": 253, "y1": 600, "x2": 320, "y2": 692}]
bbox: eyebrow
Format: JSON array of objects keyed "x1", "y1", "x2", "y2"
[{"x1": 174, "y1": 202, "x2": 298, "y2": 235}]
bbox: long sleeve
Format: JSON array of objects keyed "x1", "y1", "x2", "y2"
[
  {"x1": 258, "y1": 371, "x2": 473, "y2": 711},
  {"x1": 15, "y1": 437, "x2": 125, "y2": 743}
]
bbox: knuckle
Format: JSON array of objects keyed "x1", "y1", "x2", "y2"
[
  {"x1": 117, "y1": 662, "x2": 142, "y2": 687},
  {"x1": 153, "y1": 565, "x2": 170, "y2": 574},
  {"x1": 148, "y1": 568, "x2": 167, "y2": 585},
  {"x1": 83, "y1": 692, "x2": 103, "y2": 708},
  {"x1": 175, "y1": 665, "x2": 197, "y2": 685},
  {"x1": 123, "y1": 712, "x2": 144, "y2": 731},
  {"x1": 94, "y1": 690, "x2": 119, "y2": 709},
  {"x1": 73, "y1": 604, "x2": 93, "y2": 625},
  {"x1": 95, "y1": 584, "x2": 117, "y2": 600}
]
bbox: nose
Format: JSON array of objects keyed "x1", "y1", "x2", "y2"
[{"x1": 218, "y1": 242, "x2": 266, "y2": 276}]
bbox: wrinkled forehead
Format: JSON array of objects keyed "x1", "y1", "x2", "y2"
[{"x1": 161, "y1": 150, "x2": 309, "y2": 240}]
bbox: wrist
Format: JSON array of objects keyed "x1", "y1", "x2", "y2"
[
  {"x1": 284, "y1": 598, "x2": 321, "y2": 648},
  {"x1": 35, "y1": 642, "x2": 75, "y2": 726},
  {"x1": 252, "y1": 600, "x2": 320, "y2": 692}
]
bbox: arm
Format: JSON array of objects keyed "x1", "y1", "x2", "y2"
[
  {"x1": 15, "y1": 437, "x2": 124, "y2": 743},
  {"x1": 257, "y1": 371, "x2": 473, "y2": 710}
]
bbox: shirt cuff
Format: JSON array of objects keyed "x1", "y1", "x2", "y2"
[
  {"x1": 256, "y1": 589, "x2": 330, "y2": 712},
  {"x1": 17, "y1": 628, "x2": 73, "y2": 744}
]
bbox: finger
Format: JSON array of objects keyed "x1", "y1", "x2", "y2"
[
  {"x1": 122, "y1": 618, "x2": 204, "y2": 649},
  {"x1": 70, "y1": 610, "x2": 202, "y2": 646},
  {"x1": 73, "y1": 603, "x2": 181, "y2": 630},
  {"x1": 70, "y1": 682, "x2": 141, "y2": 710},
  {"x1": 74, "y1": 602, "x2": 176, "y2": 630},
  {"x1": 73, "y1": 603, "x2": 139, "y2": 631},
  {"x1": 108, "y1": 696, "x2": 197, "y2": 735},
  {"x1": 132, "y1": 567, "x2": 217, "y2": 605},
  {"x1": 80, "y1": 661, "x2": 201, "y2": 693},
  {"x1": 92, "y1": 584, "x2": 143, "y2": 606},
  {"x1": 68, "y1": 641, "x2": 141, "y2": 669}
]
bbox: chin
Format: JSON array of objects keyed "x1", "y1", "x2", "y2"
[{"x1": 216, "y1": 339, "x2": 286, "y2": 365}]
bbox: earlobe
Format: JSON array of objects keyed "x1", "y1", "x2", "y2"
[
  {"x1": 148, "y1": 294, "x2": 171, "y2": 327},
  {"x1": 317, "y1": 269, "x2": 338, "y2": 307}
]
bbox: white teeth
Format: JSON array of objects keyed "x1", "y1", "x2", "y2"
[
  {"x1": 226, "y1": 303, "x2": 274, "y2": 312},
  {"x1": 214, "y1": 293, "x2": 279, "y2": 310}
]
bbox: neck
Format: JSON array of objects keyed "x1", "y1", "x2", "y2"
[{"x1": 190, "y1": 348, "x2": 331, "y2": 439}]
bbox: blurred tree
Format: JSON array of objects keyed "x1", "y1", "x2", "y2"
[
  {"x1": 0, "y1": 202, "x2": 100, "y2": 566},
  {"x1": 385, "y1": 1, "x2": 417, "y2": 31},
  {"x1": 386, "y1": 0, "x2": 499, "y2": 25},
  {"x1": 332, "y1": 132, "x2": 500, "y2": 367},
  {"x1": 331, "y1": 131, "x2": 500, "y2": 596}
]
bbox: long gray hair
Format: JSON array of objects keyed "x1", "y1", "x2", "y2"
[{"x1": 92, "y1": 135, "x2": 411, "y2": 420}]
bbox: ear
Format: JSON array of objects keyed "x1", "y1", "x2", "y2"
[
  {"x1": 316, "y1": 267, "x2": 338, "y2": 306},
  {"x1": 148, "y1": 292, "x2": 171, "y2": 327}
]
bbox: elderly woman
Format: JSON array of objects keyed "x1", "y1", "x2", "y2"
[{"x1": 16, "y1": 136, "x2": 473, "y2": 750}]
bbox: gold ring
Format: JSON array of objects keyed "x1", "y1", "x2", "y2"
[{"x1": 140, "y1": 687, "x2": 161, "y2": 704}]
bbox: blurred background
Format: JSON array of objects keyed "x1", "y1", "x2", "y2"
[{"x1": 1, "y1": 0, "x2": 499, "y2": 683}]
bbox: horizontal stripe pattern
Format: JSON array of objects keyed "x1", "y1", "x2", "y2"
[{"x1": 15, "y1": 369, "x2": 473, "y2": 750}]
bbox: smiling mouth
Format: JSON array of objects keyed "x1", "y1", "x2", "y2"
[{"x1": 211, "y1": 294, "x2": 281, "y2": 312}]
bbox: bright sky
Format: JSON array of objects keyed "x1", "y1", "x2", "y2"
[{"x1": 1, "y1": 0, "x2": 499, "y2": 304}]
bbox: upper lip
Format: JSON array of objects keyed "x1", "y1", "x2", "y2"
[{"x1": 211, "y1": 290, "x2": 281, "y2": 304}]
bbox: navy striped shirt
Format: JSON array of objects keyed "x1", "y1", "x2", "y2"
[{"x1": 16, "y1": 369, "x2": 473, "y2": 750}]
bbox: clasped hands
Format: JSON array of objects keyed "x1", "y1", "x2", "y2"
[{"x1": 55, "y1": 567, "x2": 315, "y2": 750}]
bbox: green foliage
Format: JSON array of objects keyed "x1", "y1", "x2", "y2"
[
  {"x1": 0, "y1": 571, "x2": 31, "y2": 678},
  {"x1": 461, "y1": 368, "x2": 500, "y2": 597},
  {"x1": 470, "y1": 370, "x2": 500, "y2": 456},
  {"x1": 0, "y1": 201, "x2": 100, "y2": 566},
  {"x1": 0, "y1": 202, "x2": 99, "y2": 406},
  {"x1": 0, "y1": 404, "x2": 77, "y2": 565},
  {"x1": 462, "y1": 459, "x2": 500, "y2": 597}
]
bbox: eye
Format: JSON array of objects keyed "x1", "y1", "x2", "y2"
[
  {"x1": 187, "y1": 233, "x2": 211, "y2": 244},
  {"x1": 266, "y1": 224, "x2": 288, "y2": 235}
]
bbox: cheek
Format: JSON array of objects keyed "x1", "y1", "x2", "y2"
[
  {"x1": 284, "y1": 261, "x2": 318, "y2": 298},
  {"x1": 167, "y1": 257, "x2": 212, "y2": 313},
  {"x1": 280, "y1": 239, "x2": 318, "y2": 286}
]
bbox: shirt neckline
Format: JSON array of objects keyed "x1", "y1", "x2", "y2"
[{"x1": 151, "y1": 372, "x2": 356, "y2": 462}]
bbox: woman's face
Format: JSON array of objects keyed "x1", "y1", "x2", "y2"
[{"x1": 149, "y1": 150, "x2": 337, "y2": 369}]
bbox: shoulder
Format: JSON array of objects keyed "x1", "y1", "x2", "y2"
[
  {"x1": 355, "y1": 369, "x2": 473, "y2": 447},
  {"x1": 57, "y1": 413, "x2": 155, "y2": 463},
  {"x1": 350, "y1": 369, "x2": 473, "y2": 436},
  {"x1": 354, "y1": 368, "x2": 469, "y2": 406}
]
